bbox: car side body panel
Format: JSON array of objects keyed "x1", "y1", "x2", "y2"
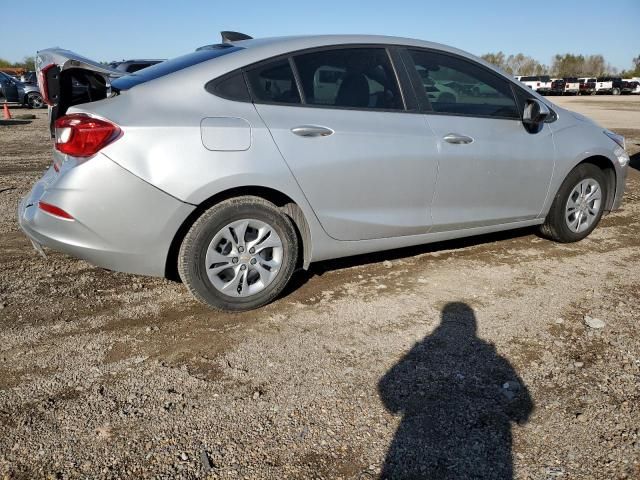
[{"x1": 21, "y1": 35, "x2": 627, "y2": 277}]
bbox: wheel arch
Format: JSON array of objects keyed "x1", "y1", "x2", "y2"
[
  {"x1": 575, "y1": 155, "x2": 617, "y2": 212},
  {"x1": 165, "y1": 185, "x2": 312, "y2": 280}
]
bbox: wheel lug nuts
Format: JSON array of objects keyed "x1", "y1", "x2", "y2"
[
  {"x1": 250, "y1": 258, "x2": 257, "y2": 265},
  {"x1": 249, "y1": 248, "x2": 255, "y2": 254},
  {"x1": 238, "y1": 246, "x2": 245, "y2": 253},
  {"x1": 240, "y1": 264, "x2": 247, "y2": 271}
]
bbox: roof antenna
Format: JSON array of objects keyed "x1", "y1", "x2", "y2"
[{"x1": 220, "y1": 31, "x2": 253, "y2": 43}]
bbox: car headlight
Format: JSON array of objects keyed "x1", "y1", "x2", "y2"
[
  {"x1": 614, "y1": 146, "x2": 630, "y2": 167},
  {"x1": 604, "y1": 130, "x2": 625, "y2": 150}
]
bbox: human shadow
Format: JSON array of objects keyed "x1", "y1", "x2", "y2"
[
  {"x1": 378, "y1": 302, "x2": 534, "y2": 479},
  {"x1": 629, "y1": 151, "x2": 640, "y2": 172}
]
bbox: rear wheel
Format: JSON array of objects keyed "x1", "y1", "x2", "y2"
[
  {"x1": 178, "y1": 196, "x2": 299, "y2": 311},
  {"x1": 612, "y1": 88, "x2": 621, "y2": 96},
  {"x1": 540, "y1": 164, "x2": 607, "y2": 243},
  {"x1": 26, "y1": 92, "x2": 44, "y2": 109}
]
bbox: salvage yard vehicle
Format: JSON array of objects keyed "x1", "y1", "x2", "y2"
[
  {"x1": 563, "y1": 77, "x2": 580, "y2": 95},
  {"x1": 550, "y1": 78, "x2": 565, "y2": 95},
  {"x1": 108, "y1": 59, "x2": 165, "y2": 74},
  {"x1": 0, "y1": 71, "x2": 45, "y2": 108},
  {"x1": 19, "y1": 34, "x2": 629, "y2": 311},
  {"x1": 621, "y1": 79, "x2": 639, "y2": 94},
  {"x1": 19, "y1": 71, "x2": 38, "y2": 85},
  {"x1": 579, "y1": 77, "x2": 596, "y2": 95},
  {"x1": 595, "y1": 77, "x2": 624, "y2": 95},
  {"x1": 515, "y1": 75, "x2": 552, "y2": 94}
]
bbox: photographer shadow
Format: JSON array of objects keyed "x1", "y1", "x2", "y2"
[{"x1": 378, "y1": 302, "x2": 533, "y2": 479}]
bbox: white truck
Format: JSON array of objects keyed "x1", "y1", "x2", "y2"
[
  {"x1": 515, "y1": 75, "x2": 552, "y2": 94},
  {"x1": 563, "y1": 77, "x2": 581, "y2": 95}
]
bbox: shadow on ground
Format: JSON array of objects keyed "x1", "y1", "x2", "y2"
[
  {"x1": 629, "y1": 151, "x2": 640, "y2": 172},
  {"x1": 282, "y1": 226, "x2": 537, "y2": 297},
  {"x1": 377, "y1": 302, "x2": 534, "y2": 479},
  {"x1": 0, "y1": 119, "x2": 32, "y2": 126}
]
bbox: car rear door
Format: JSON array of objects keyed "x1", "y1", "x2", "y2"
[
  {"x1": 250, "y1": 46, "x2": 439, "y2": 241},
  {"x1": 402, "y1": 48, "x2": 555, "y2": 231}
]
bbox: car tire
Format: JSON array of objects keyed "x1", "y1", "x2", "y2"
[
  {"x1": 26, "y1": 92, "x2": 44, "y2": 109},
  {"x1": 612, "y1": 88, "x2": 621, "y2": 96},
  {"x1": 540, "y1": 163, "x2": 607, "y2": 243},
  {"x1": 178, "y1": 196, "x2": 299, "y2": 312}
]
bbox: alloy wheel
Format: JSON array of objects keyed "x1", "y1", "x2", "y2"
[
  {"x1": 205, "y1": 219, "x2": 283, "y2": 297},
  {"x1": 565, "y1": 178, "x2": 602, "y2": 233}
]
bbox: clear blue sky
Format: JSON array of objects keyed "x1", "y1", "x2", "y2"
[{"x1": 1, "y1": 0, "x2": 637, "y2": 70}]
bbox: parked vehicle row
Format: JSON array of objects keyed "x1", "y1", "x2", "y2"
[
  {"x1": 516, "y1": 75, "x2": 640, "y2": 95},
  {"x1": 1, "y1": 61, "x2": 163, "y2": 108}
]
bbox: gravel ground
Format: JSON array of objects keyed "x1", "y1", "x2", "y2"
[{"x1": 1, "y1": 97, "x2": 639, "y2": 480}]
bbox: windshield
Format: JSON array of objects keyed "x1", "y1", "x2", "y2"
[{"x1": 111, "y1": 46, "x2": 243, "y2": 91}]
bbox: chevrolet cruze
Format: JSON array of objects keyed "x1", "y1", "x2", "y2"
[{"x1": 19, "y1": 33, "x2": 629, "y2": 311}]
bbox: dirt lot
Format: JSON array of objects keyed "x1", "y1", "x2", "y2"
[{"x1": 1, "y1": 96, "x2": 639, "y2": 479}]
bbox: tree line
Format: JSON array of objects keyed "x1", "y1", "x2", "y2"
[
  {"x1": 3, "y1": 52, "x2": 640, "y2": 79},
  {"x1": 481, "y1": 52, "x2": 640, "y2": 78},
  {"x1": 0, "y1": 56, "x2": 36, "y2": 71}
]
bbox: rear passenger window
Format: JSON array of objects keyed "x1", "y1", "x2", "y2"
[
  {"x1": 245, "y1": 59, "x2": 301, "y2": 104},
  {"x1": 292, "y1": 48, "x2": 404, "y2": 110},
  {"x1": 407, "y1": 50, "x2": 519, "y2": 119}
]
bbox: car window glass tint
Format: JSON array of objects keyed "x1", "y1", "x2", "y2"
[
  {"x1": 409, "y1": 50, "x2": 518, "y2": 118},
  {"x1": 293, "y1": 48, "x2": 403, "y2": 110},
  {"x1": 245, "y1": 59, "x2": 301, "y2": 104},
  {"x1": 112, "y1": 46, "x2": 242, "y2": 91}
]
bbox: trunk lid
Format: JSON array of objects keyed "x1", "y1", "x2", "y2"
[{"x1": 35, "y1": 48, "x2": 125, "y2": 133}]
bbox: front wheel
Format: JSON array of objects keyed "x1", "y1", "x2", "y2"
[
  {"x1": 26, "y1": 92, "x2": 44, "y2": 109},
  {"x1": 178, "y1": 196, "x2": 299, "y2": 311},
  {"x1": 612, "y1": 88, "x2": 621, "y2": 96},
  {"x1": 540, "y1": 164, "x2": 607, "y2": 243}
]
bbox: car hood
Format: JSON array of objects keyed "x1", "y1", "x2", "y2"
[{"x1": 567, "y1": 109, "x2": 599, "y2": 127}]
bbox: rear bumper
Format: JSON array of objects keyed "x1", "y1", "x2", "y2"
[{"x1": 18, "y1": 154, "x2": 195, "y2": 277}]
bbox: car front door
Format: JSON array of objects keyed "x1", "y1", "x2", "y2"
[
  {"x1": 403, "y1": 49, "x2": 555, "y2": 231},
  {"x1": 0, "y1": 73, "x2": 20, "y2": 103},
  {"x1": 249, "y1": 47, "x2": 439, "y2": 241}
]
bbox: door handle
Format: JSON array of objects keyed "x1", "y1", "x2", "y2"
[
  {"x1": 291, "y1": 125, "x2": 334, "y2": 137},
  {"x1": 443, "y1": 133, "x2": 474, "y2": 145}
]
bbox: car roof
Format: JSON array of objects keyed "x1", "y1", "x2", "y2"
[
  {"x1": 223, "y1": 34, "x2": 507, "y2": 77},
  {"x1": 231, "y1": 34, "x2": 466, "y2": 56}
]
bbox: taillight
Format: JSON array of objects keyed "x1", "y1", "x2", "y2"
[
  {"x1": 38, "y1": 201, "x2": 74, "y2": 220},
  {"x1": 54, "y1": 114, "x2": 121, "y2": 158},
  {"x1": 38, "y1": 64, "x2": 55, "y2": 106}
]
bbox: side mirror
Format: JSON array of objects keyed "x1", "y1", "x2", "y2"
[{"x1": 523, "y1": 98, "x2": 550, "y2": 127}]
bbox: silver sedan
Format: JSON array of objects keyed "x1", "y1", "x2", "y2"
[{"x1": 19, "y1": 33, "x2": 628, "y2": 311}]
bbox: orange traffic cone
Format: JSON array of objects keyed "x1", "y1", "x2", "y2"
[{"x1": 2, "y1": 102, "x2": 11, "y2": 120}]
